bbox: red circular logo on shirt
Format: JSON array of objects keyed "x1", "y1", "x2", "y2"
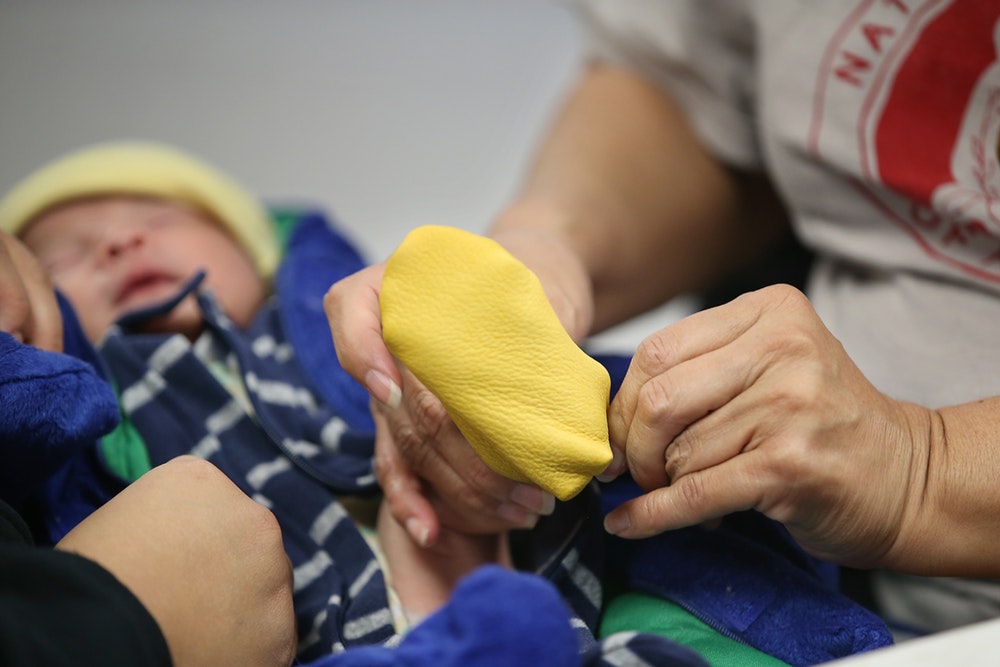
[{"x1": 810, "y1": 0, "x2": 1000, "y2": 281}]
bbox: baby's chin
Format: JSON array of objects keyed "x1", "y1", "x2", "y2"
[
  {"x1": 136, "y1": 309, "x2": 207, "y2": 341},
  {"x1": 138, "y1": 319, "x2": 206, "y2": 341},
  {"x1": 119, "y1": 297, "x2": 207, "y2": 341}
]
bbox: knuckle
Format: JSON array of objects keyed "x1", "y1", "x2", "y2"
[
  {"x1": 248, "y1": 503, "x2": 284, "y2": 545},
  {"x1": 664, "y1": 433, "x2": 693, "y2": 481},
  {"x1": 759, "y1": 282, "x2": 808, "y2": 308},
  {"x1": 372, "y1": 431, "x2": 393, "y2": 465},
  {"x1": 409, "y1": 387, "x2": 450, "y2": 440},
  {"x1": 794, "y1": 370, "x2": 826, "y2": 406},
  {"x1": 674, "y1": 472, "x2": 710, "y2": 513},
  {"x1": 168, "y1": 454, "x2": 221, "y2": 482},
  {"x1": 392, "y1": 421, "x2": 437, "y2": 473},
  {"x1": 390, "y1": 419, "x2": 423, "y2": 454},
  {"x1": 372, "y1": 444, "x2": 395, "y2": 485},
  {"x1": 461, "y1": 458, "x2": 499, "y2": 494},
  {"x1": 771, "y1": 321, "x2": 816, "y2": 358},
  {"x1": 766, "y1": 362, "x2": 827, "y2": 416},
  {"x1": 321, "y1": 281, "x2": 342, "y2": 312},
  {"x1": 451, "y1": 482, "x2": 493, "y2": 515},
  {"x1": 634, "y1": 330, "x2": 678, "y2": 376},
  {"x1": 635, "y1": 374, "x2": 679, "y2": 426},
  {"x1": 628, "y1": 486, "x2": 685, "y2": 535},
  {"x1": 764, "y1": 436, "x2": 812, "y2": 481}
]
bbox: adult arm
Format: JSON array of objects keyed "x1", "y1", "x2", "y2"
[
  {"x1": 489, "y1": 63, "x2": 788, "y2": 336},
  {"x1": 603, "y1": 283, "x2": 1000, "y2": 578},
  {"x1": 55, "y1": 456, "x2": 297, "y2": 667}
]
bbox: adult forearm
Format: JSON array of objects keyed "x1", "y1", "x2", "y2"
[
  {"x1": 889, "y1": 398, "x2": 1000, "y2": 577},
  {"x1": 491, "y1": 63, "x2": 787, "y2": 334}
]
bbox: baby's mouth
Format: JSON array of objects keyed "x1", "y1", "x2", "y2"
[
  {"x1": 113, "y1": 270, "x2": 208, "y2": 332},
  {"x1": 116, "y1": 271, "x2": 178, "y2": 308}
]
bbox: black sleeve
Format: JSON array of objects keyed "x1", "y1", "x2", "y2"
[{"x1": 0, "y1": 502, "x2": 172, "y2": 667}]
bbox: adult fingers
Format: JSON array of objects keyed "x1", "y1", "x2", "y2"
[
  {"x1": 0, "y1": 234, "x2": 63, "y2": 351},
  {"x1": 0, "y1": 236, "x2": 30, "y2": 341},
  {"x1": 608, "y1": 292, "x2": 764, "y2": 453},
  {"x1": 373, "y1": 407, "x2": 441, "y2": 547},
  {"x1": 604, "y1": 452, "x2": 766, "y2": 539},
  {"x1": 610, "y1": 294, "x2": 770, "y2": 490},
  {"x1": 628, "y1": 312, "x2": 794, "y2": 491},
  {"x1": 378, "y1": 370, "x2": 551, "y2": 533},
  {"x1": 6, "y1": 235, "x2": 62, "y2": 352},
  {"x1": 324, "y1": 263, "x2": 401, "y2": 407}
]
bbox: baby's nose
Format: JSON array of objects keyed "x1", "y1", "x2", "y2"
[{"x1": 100, "y1": 220, "x2": 145, "y2": 257}]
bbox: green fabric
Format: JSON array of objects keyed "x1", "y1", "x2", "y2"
[
  {"x1": 99, "y1": 397, "x2": 152, "y2": 483},
  {"x1": 600, "y1": 591, "x2": 789, "y2": 667},
  {"x1": 269, "y1": 207, "x2": 307, "y2": 250}
]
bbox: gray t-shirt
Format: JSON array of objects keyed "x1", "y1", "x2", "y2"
[{"x1": 573, "y1": 0, "x2": 1000, "y2": 637}]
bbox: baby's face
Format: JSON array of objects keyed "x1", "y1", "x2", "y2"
[{"x1": 21, "y1": 195, "x2": 266, "y2": 343}]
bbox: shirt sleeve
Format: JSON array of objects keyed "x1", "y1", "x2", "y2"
[
  {"x1": 570, "y1": 0, "x2": 763, "y2": 170},
  {"x1": 0, "y1": 502, "x2": 172, "y2": 667}
]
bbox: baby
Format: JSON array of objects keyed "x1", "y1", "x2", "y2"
[
  {"x1": 0, "y1": 141, "x2": 559, "y2": 658},
  {"x1": 2, "y1": 141, "x2": 277, "y2": 344}
]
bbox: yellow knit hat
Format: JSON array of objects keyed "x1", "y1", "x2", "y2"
[{"x1": 0, "y1": 141, "x2": 280, "y2": 280}]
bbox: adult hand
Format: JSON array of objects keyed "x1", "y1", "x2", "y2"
[
  {"x1": 0, "y1": 231, "x2": 62, "y2": 352},
  {"x1": 56, "y1": 456, "x2": 297, "y2": 667},
  {"x1": 603, "y1": 284, "x2": 933, "y2": 570},
  {"x1": 370, "y1": 377, "x2": 549, "y2": 547},
  {"x1": 325, "y1": 263, "x2": 553, "y2": 547}
]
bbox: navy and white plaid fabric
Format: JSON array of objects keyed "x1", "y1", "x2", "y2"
[
  {"x1": 95, "y1": 260, "x2": 696, "y2": 664},
  {"x1": 102, "y1": 289, "x2": 398, "y2": 658}
]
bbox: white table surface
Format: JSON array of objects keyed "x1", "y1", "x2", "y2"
[{"x1": 827, "y1": 617, "x2": 1000, "y2": 666}]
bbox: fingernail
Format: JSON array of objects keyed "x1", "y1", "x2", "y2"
[
  {"x1": 366, "y1": 369, "x2": 402, "y2": 409},
  {"x1": 596, "y1": 446, "x2": 625, "y2": 483},
  {"x1": 405, "y1": 517, "x2": 430, "y2": 547},
  {"x1": 508, "y1": 484, "x2": 555, "y2": 516},
  {"x1": 497, "y1": 502, "x2": 539, "y2": 529},
  {"x1": 604, "y1": 510, "x2": 630, "y2": 536}
]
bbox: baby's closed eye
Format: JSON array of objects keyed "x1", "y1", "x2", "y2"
[{"x1": 36, "y1": 243, "x2": 87, "y2": 276}]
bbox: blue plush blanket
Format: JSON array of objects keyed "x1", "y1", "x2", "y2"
[{"x1": 0, "y1": 295, "x2": 118, "y2": 515}]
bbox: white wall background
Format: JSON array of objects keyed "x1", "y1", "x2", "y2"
[{"x1": 0, "y1": 0, "x2": 692, "y2": 351}]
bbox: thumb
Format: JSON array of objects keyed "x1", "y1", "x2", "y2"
[
  {"x1": 603, "y1": 459, "x2": 759, "y2": 539},
  {"x1": 324, "y1": 263, "x2": 401, "y2": 407}
]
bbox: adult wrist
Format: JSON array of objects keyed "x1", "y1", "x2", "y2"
[{"x1": 489, "y1": 217, "x2": 595, "y2": 342}]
